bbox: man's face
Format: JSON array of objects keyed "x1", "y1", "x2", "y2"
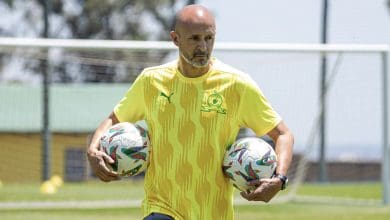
[{"x1": 174, "y1": 24, "x2": 216, "y2": 68}]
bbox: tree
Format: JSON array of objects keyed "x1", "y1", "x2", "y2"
[
  {"x1": 387, "y1": 0, "x2": 390, "y2": 14},
  {"x1": 0, "y1": 0, "x2": 195, "y2": 83}
]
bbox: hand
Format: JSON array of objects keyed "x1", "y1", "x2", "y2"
[
  {"x1": 87, "y1": 149, "x2": 120, "y2": 182},
  {"x1": 240, "y1": 178, "x2": 282, "y2": 202}
]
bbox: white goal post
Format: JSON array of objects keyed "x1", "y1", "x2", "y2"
[
  {"x1": 0, "y1": 37, "x2": 389, "y2": 205},
  {"x1": 0, "y1": 37, "x2": 388, "y2": 52}
]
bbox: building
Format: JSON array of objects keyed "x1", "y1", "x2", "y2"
[{"x1": 0, "y1": 84, "x2": 130, "y2": 183}]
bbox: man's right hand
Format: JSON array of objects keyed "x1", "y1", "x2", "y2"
[
  {"x1": 87, "y1": 149, "x2": 120, "y2": 182},
  {"x1": 87, "y1": 112, "x2": 121, "y2": 182}
]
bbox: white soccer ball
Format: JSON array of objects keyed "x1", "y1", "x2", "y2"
[
  {"x1": 99, "y1": 122, "x2": 150, "y2": 176},
  {"x1": 223, "y1": 137, "x2": 278, "y2": 192}
]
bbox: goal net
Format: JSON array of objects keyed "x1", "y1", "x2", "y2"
[{"x1": 0, "y1": 38, "x2": 389, "y2": 208}]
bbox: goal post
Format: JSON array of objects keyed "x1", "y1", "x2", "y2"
[
  {"x1": 0, "y1": 37, "x2": 388, "y2": 52},
  {"x1": 0, "y1": 37, "x2": 389, "y2": 205},
  {"x1": 382, "y1": 51, "x2": 390, "y2": 205}
]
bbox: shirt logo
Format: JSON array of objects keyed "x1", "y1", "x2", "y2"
[
  {"x1": 201, "y1": 90, "x2": 227, "y2": 114},
  {"x1": 159, "y1": 91, "x2": 174, "y2": 103}
]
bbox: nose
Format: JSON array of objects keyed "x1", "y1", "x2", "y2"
[{"x1": 197, "y1": 40, "x2": 207, "y2": 51}]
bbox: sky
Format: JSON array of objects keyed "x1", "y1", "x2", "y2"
[
  {"x1": 200, "y1": 0, "x2": 390, "y2": 44},
  {"x1": 196, "y1": 0, "x2": 390, "y2": 161}
]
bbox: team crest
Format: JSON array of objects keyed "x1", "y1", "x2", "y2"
[{"x1": 201, "y1": 90, "x2": 227, "y2": 114}]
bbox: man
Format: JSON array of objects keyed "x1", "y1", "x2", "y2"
[{"x1": 87, "y1": 4, "x2": 294, "y2": 220}]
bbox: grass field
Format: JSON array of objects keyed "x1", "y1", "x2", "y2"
[{"x1": 1, "y1": 180, "x2": 389, "y2": 220}]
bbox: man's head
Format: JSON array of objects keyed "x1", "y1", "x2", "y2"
[{"x1": 170, "y1": 5, "x2": 216, "y2": 69}]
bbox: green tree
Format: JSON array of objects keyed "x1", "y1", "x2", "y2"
[
  {"x1": 387, "y1": 0, "x2": 390, "y2": 13},
  {"x1": 0, "y1": 0, "x2": 195, "y2": 83},
  {"x1": 47, "y1": 0, "x2": 195, "y2": 82}
]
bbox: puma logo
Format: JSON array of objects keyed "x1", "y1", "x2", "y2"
[{"x1": 160, "y1": 92, "x2": 174, "y2": 103}]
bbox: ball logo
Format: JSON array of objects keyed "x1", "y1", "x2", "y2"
[{"x1": 257, "y1": 150, "x2": 277, "y2": 166}]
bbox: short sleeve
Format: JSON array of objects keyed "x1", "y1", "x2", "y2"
[
  {"x1": 113, "y1": 73, "x2": 146, "y2": 123},
  {"x1": 238, "y1": 78, "x2": 281, "y2": 136}
]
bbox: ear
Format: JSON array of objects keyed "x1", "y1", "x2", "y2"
[{"x1": 170, "y1": 31, "x2": 179, "y2": 46}]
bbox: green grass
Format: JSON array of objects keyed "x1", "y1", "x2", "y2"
[
  {"x1": 1, "y1": 180, "x2": 389, "y2": 220},
  {"x1": 0, "y1": 180, "x2": 144, "y2": 202},
  {"x1": 296, "y1": 182, "x2": 382, "y2": 199},
  {"x1": 1, "y1": 204, "x2": 390, "y2": 220},
  {"x1": 235, "y1": 203, "x2": 390, "y2": 220}
]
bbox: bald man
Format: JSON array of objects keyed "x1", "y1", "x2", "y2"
[{"x1": 87, "y1": 4, "x2": 294, "y2": 220}]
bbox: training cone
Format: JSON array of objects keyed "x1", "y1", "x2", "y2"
[
  {"x1": 40, "y1": 181, "x2": 57, "y2": 195},
  {"x1": 50, "y1": 175, "x2": 63, "y2": 188}
]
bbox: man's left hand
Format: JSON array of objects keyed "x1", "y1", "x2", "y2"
[{"x1": 240, "y1": 178, "x2": 282, "y2": 202}]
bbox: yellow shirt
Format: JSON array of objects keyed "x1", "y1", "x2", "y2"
[{"x1": 114, "y1": 58, "x2": 281, "y2": 220}]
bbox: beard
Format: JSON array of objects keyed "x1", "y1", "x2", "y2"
[{"x1": 180, "y1": 51, "x2": 210, "y2": 68}]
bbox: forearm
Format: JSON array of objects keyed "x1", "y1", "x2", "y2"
[
  {"x1": 266, "y1": 121, "x2": 294, "y2": 176},
  {"x1": 274, "y1": 131, "x2": 294, "y2": 175},
  {"x1": 87, "y1": 112, "x2": 119, "y2": 154}
]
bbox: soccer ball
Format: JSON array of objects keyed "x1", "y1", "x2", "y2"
[
  {"x1": 99, "y1": 122, "x2": 150, "y2": 176},
  {"x1": 223, "y1": 137, "x2": 278, "y2": 192}
]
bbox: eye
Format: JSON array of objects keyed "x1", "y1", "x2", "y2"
[
  {"x1": 189, "y1": 36, "x2": 200, "y2": 41},
  {"x1": 205, "y1": 35, "x2": 214, "y2": 41}
]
